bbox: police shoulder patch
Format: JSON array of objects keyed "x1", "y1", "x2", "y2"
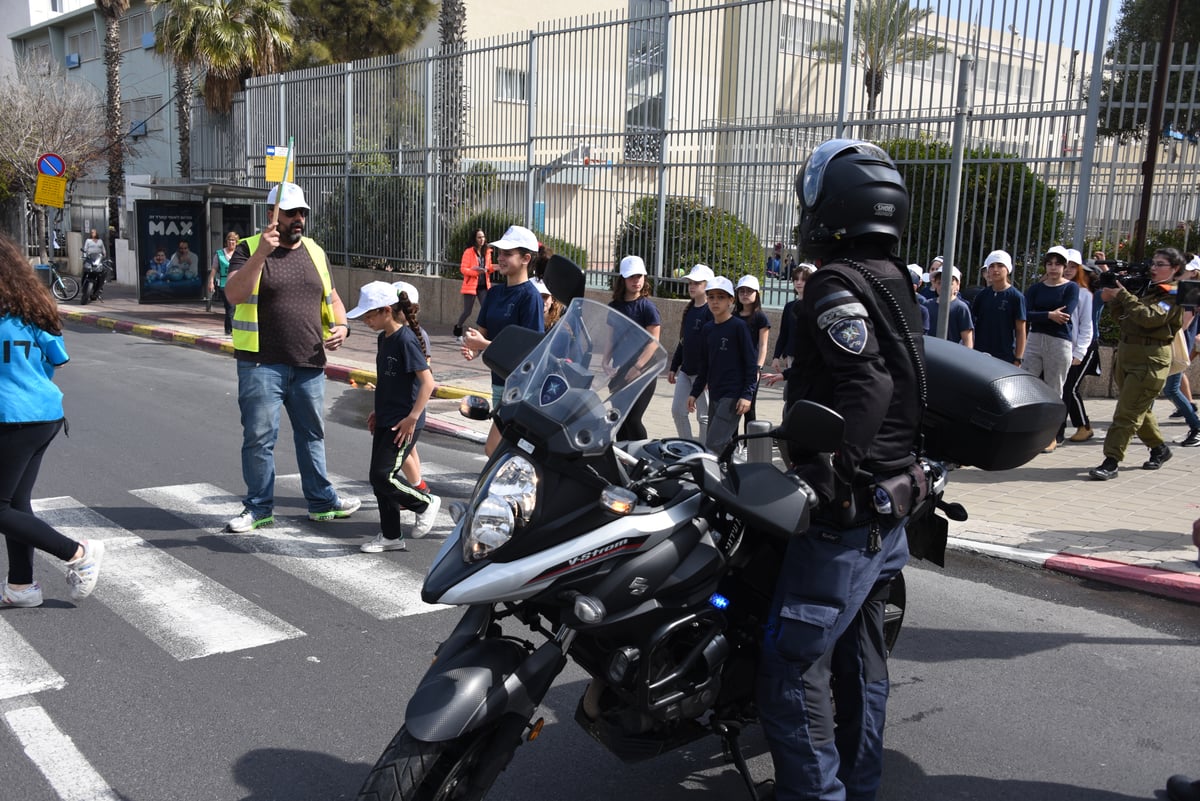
[{"x1": 828, "y1": 318, "x2": 869, "y2": 355}]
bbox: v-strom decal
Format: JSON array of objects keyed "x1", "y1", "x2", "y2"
[{"x1": 524, "y1": 536, "x2": 650, "y2": 585}]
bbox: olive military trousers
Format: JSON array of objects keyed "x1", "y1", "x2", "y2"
[{"x1": 1104, "y1": 342, "x2": 1171, "y2": 462}]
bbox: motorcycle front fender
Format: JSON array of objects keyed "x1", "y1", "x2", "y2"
[{"x1": 406, "y1": 607, "x2": 567, "y2": 742}]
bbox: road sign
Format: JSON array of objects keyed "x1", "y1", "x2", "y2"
[
  {"x1": 35, "y1": 174, "x2": 67, "y2": 208},
  {"x1": 37, "y1": 153, "x2": 65, "y2": 177}
]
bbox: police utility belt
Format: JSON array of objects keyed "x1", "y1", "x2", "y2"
[{"x1": 820, "y1": 462, "x2": 930, "y2": 529}]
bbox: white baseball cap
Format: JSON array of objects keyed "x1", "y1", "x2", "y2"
[
  {"x1": 706, "y1": 276, "x2": 735, "y2": 296},
  {"x1": 736, "y1": 275, "x2": 761, "y2": 293},
  {"x1": 267, "y1": 182, "x2": 310, "y2": 211},
  {"x1": 1045, "y1": 245, "x2": 1071, "y2": 262},
  {"x1": 490, "y1": 225, "x2": 539, "y2": 252},
  {"x1": 685, "y1": 263, "x2": 714, "y2": 282},
  {"x1": 1185, "y1": 255, "x2": 1200, "y2": 273},
  {"x1": 530, "y1": 277, "x2": 550, "y2": 296},
  {"x1": 346, "y1": 281, "x2": 398, "y2": 318},
  {"x1": 907, "y1": 264, "x2": 923, "y2": 283},
  {"x1": 795, "y1": 262, "x2": 817, "y2": 275},
  {"x1": 1065, "y1": 248, "x2": 1083, "y2": 265},
  {"x1": 392, "y1": 281, "x2": 419, "y2": 305},
  {"x1": 932, "y1": 264, "x2": 962, "y2": 281},
  {"x1": 619, "y1": 255, "x2": 648, "y2": 278},
  {"x1": 983, "y1": 249, "x2": 1013, "y2": 273}
]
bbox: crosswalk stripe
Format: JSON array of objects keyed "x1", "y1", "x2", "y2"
[
  {"x1": 3, "y1": 704, "x2": 120, "y2": 801},
  {"x1": 0, "y1": 620, "x2": 65, "y2": 701},
  {"x1": 31, "y1": 497, "x2": 304, "y2": 661},
  {"x1": 132, "y1": 483, "x2": 447, "y2": 619}
]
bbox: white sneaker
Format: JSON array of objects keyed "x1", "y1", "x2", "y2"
[
  {"x1": 412, "y1": 494, "x2": 441, "y2": 539},
  {"x1": 66, "y1": 540, "x2": 105, "y2": 600},
  {"x1": 309, "y1": 496, "x2": 361, "y2": 522},
  {"x1": 227, "y1": 509, "x2": 274, "y2": 533},
  {"x1": 360, "y1": 533, "x2": 407, "y2": 553},
  {"x1": 1, "y1": 581, "x2": 43, "y2": 608}
]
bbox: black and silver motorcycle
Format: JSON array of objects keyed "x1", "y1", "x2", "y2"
[
  {"x1": 355, "y1": 259, "x2": 1062, "y2": 801},
  {"x1": 80, "y1": 250, "x2": 112, "y2": 305}
]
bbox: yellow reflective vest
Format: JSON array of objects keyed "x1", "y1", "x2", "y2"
[{"x1": 231, "y1": 235, "x2": 336, "y2": 352}]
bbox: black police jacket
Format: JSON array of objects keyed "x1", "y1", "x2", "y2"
[{"x1": 784, "y1": 255, "x2": 925, "y2": 503}]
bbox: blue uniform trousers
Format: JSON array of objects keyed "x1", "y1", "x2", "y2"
[{"x1": 758, "y1": 516, "x2": 909, "y2": 801}]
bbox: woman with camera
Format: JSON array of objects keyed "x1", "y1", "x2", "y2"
[{"x1": 1089, "y1": 247, "x2": 1187, "y2": 480}]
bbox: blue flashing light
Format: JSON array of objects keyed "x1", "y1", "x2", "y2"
[{"x1": 708, "y1": 593, "x2": 730, "y2": 610}]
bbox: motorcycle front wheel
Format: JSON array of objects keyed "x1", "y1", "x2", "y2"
[
  {"x1": 357, "y1": 723, "x2": 510, "y2": 801},
  {"x1": 80, "y1": 277, "x2": 92, "y2": 305}
]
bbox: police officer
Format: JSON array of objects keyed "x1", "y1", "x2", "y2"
[
  {"x1": 1088, "y1": 248, "x2": 1186, "y2": 480},
  {"x1": 759, "y1": 139, "x2": 922, "y2": 801}
]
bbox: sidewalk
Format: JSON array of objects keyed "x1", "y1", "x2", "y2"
[{"x1": 58, "y1": 283, "x2": 1200, "y2": 605}]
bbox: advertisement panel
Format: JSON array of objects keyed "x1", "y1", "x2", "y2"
[{"x1": 135, "y1": 200, "x2": 206, "y2": 303}]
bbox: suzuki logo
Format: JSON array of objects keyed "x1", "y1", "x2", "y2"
[{"x1": 628, "y1": 577, "x2": 650, "y2": 596}]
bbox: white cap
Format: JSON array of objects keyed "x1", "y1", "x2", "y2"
[
  {"x1": 392, "y1": 281, "x2": 419, "y2": 305},
  {"x1": 930, "y1": 256, "x2": 944, "y2": 267},
  {"x1": 706, "y1": 276, "x2": 735, "y2": 296},
  {"x1": 1186, "y1": 255, "x2": 1200, "y2": 273},
  {"x1": 1045, "y1": 245, "x2": 1071, "y2": 262},
  {"x1": 983, "y1": 249, "x2": 1013, "y2": 273},
  {"x1": 267, "y1": 182, "x2": 309, "y2": 211},
  {"x1": 907, "y1": 264, "x2": 923, "y2": 283},
  {"x1": 685, "y1": 263, "x2": 714, "y2": 282},
  {"x1": 736, "y1": 274, "x2": 761, "y2": 293},
  {"x1": 530, "y1": 277, "x2": 550, "y2": 295},
  {"x1": 932, "y1": 264, "x2": 962, "y2": 281},
  {"x1": 619, "y1": 255, "x2": 648, "y2": 278},
  {"x1": 490, "y1": 225, "x2": 539, "y2": 252},
  {"x1": 346, "y1": 281, "x2": 398, "y2": 318},
  {"x1": 796, "y1": 262, "x2": 817, "y2": 275},
  {"x1": 1066, "y1": 248, "x2": 1083, "y2": 265}
]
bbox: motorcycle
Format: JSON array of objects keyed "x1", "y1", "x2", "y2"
[
  {"x1": 80, "y1": 250, "x2": 112, "y2": 305},
  {"x1": 355, "y1": 260, "x2": 966, "y2": 801}
]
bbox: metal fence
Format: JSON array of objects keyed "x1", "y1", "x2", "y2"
[{"x1": 189, "y1": 0, "x2": 1200, "y2": 303}]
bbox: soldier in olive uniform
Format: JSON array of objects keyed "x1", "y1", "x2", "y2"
[{"x1": 1089, "y1": 248, "x2": 1187, "y2": 480}]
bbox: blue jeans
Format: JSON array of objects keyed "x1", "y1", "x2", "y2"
[
  {"x1": 1163, "y1": 372, "x2": 1200, "y2": 430},
  {"x1": 237, "y1": 361, "x2": 337, "y2": 517}
]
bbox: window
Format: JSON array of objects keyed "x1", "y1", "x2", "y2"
[
  {"x1": 67, "y1": 29, "x2": 98, "y2": 62},
  {"x1": 779, "y1": 13, "x2": 842, "y2": 56},
  {"x1": 122, "y1": 95, "x2": 164, "y2": 136},
  {"x1": 120, "y1": 12, "x2": 151, "y2": 52},
  {"x1": 495, "y1": 67, "x2": 528, "y2": 102},
  {"x1": 625, "y1": 0, "x2": 668, "y2": 162},
  {"x1": 973, "y1": 58, "x2": 1038, "y2": 99},
  {"x1": 901, "y1": 52, "x2": 956, "y2": 83}
]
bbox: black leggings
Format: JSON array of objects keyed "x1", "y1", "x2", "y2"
[
  {"x1": 1, "y1": 420, "x2": 78, "y2": 584},
  {"x1": 617, "y1": 378, "x2": 658, "y2": 441},
  {"x1": 1061, "y1": 341, "x2": 1100, "y2": 435},
  {"x1": 455, "y1": 288, "x2": 487, "y2": 330}
]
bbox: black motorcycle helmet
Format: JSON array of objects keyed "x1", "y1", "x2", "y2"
[{"x1": 795, "y1": 138, "x2": 909, "y2": 261}]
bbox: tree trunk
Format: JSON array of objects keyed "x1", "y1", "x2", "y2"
[
  {"x1": 174, "y1": 61, "x2": 194, "y2": 179},
  {"x1": 436, "y1": 1, "x2": 467, "y2": 256},
  {"x1": 103, "y1": 14, "x2": 124, "y2": 244}
]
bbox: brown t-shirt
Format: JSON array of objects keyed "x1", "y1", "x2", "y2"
[{"x1": 231, "y1": 242, "x2": 326, "y2": 368}]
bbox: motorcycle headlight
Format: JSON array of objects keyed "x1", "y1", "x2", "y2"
[{"x1": 463, "y1": 455, "x2": 539, "y2": 563}]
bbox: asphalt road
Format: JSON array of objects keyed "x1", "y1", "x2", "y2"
[{"x1": 0, "y1": 324, "x2": 1195, "y2": 801}]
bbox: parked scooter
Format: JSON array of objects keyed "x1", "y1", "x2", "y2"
[{"x1": 80, "y1": 250, "x2": 112, "y2": 305}]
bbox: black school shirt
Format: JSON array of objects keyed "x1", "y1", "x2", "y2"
[{"x1": 374, "y1": 326, "x2": 430, "y2": 429}]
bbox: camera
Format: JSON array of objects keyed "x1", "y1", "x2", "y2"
[
  {"x1": 1095, "y1": 259, "x2": 1152, "y2": 294},
  {"x1": 1178, "y1": 279, "x2": 1200, "y2": 309}
]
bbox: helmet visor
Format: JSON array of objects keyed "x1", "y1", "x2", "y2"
[{"x1": 800, "y1": 139, "x2": 892, "y2": 209}]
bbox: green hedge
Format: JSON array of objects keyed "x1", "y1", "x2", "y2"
[{"x1": 444, "y1": 210, "x2": 588, "y2": 275}]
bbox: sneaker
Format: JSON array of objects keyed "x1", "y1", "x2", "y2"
[
  {"x1": 227, "y1": 509, "x2": 274, "y2": 533},
  {"x1": 360, "y1": 533, "x2": 407, "y2": 553},
  {"x1": 308, "y1": 496, "x2": 361, "y2": 522},
  {"x1": 1180, "y1": 428, "x2": 1200, "y2": 447},
  {"x1": 453, "y1": 325, "x2": 463, "y2": 338},
  {"x1": 1143, "y1": 444, "x2": 1173, "y2": 470},
  {"x1": 455, "y1": 335, "x2": 465, "y2": 346},
  {"x1": 412, "y1": 494, "x2": 442, "y2": 539},
  {"x1": 66, "y1": 540, "x2": 104, "y2": 600},
  {"x1": 1067, "y1": 426, "x2": 1094, "y2": 442},
  {"x1": 1, "y1": 582, "x2": 43, "y2": 608},
  {"x1": 1089, "y1": 457, "x2": 1119, "y2": 481}
]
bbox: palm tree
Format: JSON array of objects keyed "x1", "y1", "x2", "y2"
[
  {"x1": 436, "y1": 0, "x2": 468, "y2": 236},
  {"x1": 95, "y1": 0, "x2": 129, "y2": 242},
  {"x1": 150, "y1": 0, "x2": 294, "y2": 179},
  {"x1": 811, "y1": 0, "x2": 946, "y2": 139}
]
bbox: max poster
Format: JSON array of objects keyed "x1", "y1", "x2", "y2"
[{"x1": 135, "y1": 200, "x2": 206, "y2": 303}]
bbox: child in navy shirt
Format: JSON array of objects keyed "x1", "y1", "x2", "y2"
[
  {"x1": 347, "y1": 281, "x2": 439, "y2": 553},
  {"x1": 688, "y1": 276, "x2": 758, "y2": 454}
]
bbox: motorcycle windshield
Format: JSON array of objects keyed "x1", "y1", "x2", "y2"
[{"x1": 501, "y1": 298, "x2": 667, "y2": 453}]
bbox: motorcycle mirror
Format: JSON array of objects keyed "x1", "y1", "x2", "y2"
[
  {"x1": 774, "y1": 400, "x2": 845, "y2": 452},
  {"x1": 543, "y1": 254, "x2": 587, "y2": 305},
  {"x1": 460, "y1": 394, "x2": 491, "y2": 421}
]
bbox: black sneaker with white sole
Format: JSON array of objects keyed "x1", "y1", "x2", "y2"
[{"x1": 1180, "y1": 428, "x2": 1200, "y2": 447}]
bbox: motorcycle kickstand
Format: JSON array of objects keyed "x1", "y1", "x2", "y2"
[{"x1": 714, "y1": 721, "x2": 773, "y2": 801}]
